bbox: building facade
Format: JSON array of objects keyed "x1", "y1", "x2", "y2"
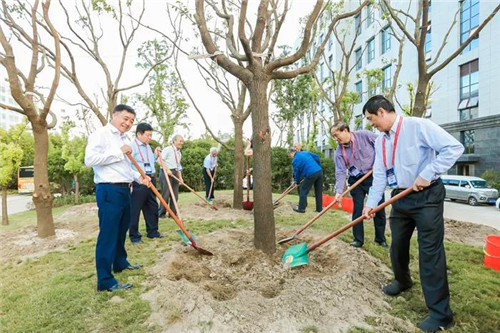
[
  {"x1": 0, "y1": 76, "x2": 24, "y2": 130},
  {"x1": 304, "y1": 0, "x2": 500, "y2": 177}
]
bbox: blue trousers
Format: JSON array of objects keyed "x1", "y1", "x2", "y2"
[
  {"x1": 95, "y1": 184, "x2": 131, "y2": 290},
  {"x1": 202, "y1": 168, "x2": 215, "y2": 199},
  {"x1": 298, "y1": 170, "x2": 323, "y2": 212},
  {"x1": 129, "y1": 177, "x2": 160, "y2": 242}
]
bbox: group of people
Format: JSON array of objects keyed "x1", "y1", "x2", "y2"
[
  {"x1": 86, "y1": 95, "x2": 463, "y2": 332},
  {"x1": 288, "y1": 95, "x2": 463, "y2": 332},
  {"x1": 84, "y1": 104, "x2": 218, "y2": 292}
]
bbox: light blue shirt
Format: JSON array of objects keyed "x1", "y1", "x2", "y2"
[
  {"x1": 130, "y1": 138, "x2": 156, "y2": 179},
  {"x1": 203, "y1": 154, "x2": 217, "y2": 170},
  {"x1": 366, "y1": 115, "x2": 464, "y2": 208}
]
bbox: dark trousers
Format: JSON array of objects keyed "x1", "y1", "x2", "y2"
[
  {"x1": 129, "y1": 177, "x2": 160, "y2": 242},
  {"x1": 95, "y1": 183, "x2": 131, "y2": 290},
  {"x1": 158, "y1": 169, "x2": 179, "y2": 217},
  {"x1": 349, "y1": 175, "x2": 386, "y2": 244},
  {"x1": 390, "y1": 180, "x2": 453, "y2": 322},
  {"x1": 298, "y1": 170, "x2": 323, "y2": 212},
  {"x1": 202, "y1": 167, "x2": 215, "y2": 199}
]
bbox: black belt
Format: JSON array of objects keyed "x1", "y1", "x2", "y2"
[
  {"x1": 98, "y1": 182, "x2": 131, "y2": 188},
  {"x1": 392, "y1": 178, "x2": 442, "y2": 194}
]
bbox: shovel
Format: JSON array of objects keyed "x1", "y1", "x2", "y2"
[
  {"x1": 282, "y1": 187, "x2": 413, "y2": 267},
  {"x1": 242, "y1": 156, "x2": 253, "y2": 210},
  {"x1": 278, "y1": 171, "x2": 373, "y2": 244},
  {"x1": 127, "y1": 153, "x2": 213, "y2": 256},
  {"x1": 158, "y1": 156, "x2": 197, "y2": 245},
  {"x1": 273, "y1": 180, "x2": 303, "y2": 208},
  {"x1": 207, "y1": 165, "x2": 217, "y2": 202},
  {"x1": 169, "y1": 173, "x2": 218, "y2": 210}
]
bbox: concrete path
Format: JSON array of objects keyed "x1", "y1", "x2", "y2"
[{"x1": 0, "y1": 194, "x2": 33, "y2": 217}]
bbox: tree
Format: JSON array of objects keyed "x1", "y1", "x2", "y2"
[
  {"x1": 383, "y1": 0, "x2": 500, "y2": 116},
  {"x1": 61, "y1": 121, "x2": 86, "y2": 204},
  {"x1": 194, "y1": 0, "x2": 368, "y2": 253},
  {"x1": 0, "y1": 0, "x2": 61, "y2": 237},
  {"x1": 0, "y1": 141, "x2": 23, "y2": 225}
]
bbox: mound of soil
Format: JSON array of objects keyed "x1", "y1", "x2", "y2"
[
  {"x1": 141, "y1": 229, "x2": 415, "y2": 333},
  {"x1": 444, "y1": 219, "x2": 498, "y2": 247}
]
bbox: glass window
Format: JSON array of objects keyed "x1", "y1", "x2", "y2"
[
  {"x1": 382, "y1": 65, "x2": 392, "y2": 91},
  {"x1": 355, "y1": 47, "x2": 362, "y2": 70},
  {"x1": 354, "y1": 13, "x2": 361, "y2": 36},
  {"x1": 448, "y1": 179, "x2": 460, "y2": 186},
  {"x1": 367, "y1": 38, "x2": 375, "y2": 63},
  {"x1": 355, "y1": 81, "x2": 363, "y2": 103},
  {"x1": 460, "y1": 0, "x2": 479, "y2": 52},
  {"x1": 424, "y1": 27, "x2": 432, "y2": 55},
  {"x1": 460, "y1": 130, "x2": 475, "y2": 154},
  {"x1": 381, "y1": 26, "x2": 391, "y2": 54},
  {"x1": 458, "y1": 59, "x2": 479, "y2": 119},
  {"x1": 366, "y1": 3, "x2": 374, "y2": 27}
]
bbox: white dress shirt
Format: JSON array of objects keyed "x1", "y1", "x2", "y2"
[
  {"x1": 85, "y1": 124, "x2": 138, "y2": 184},
  {"x1": 161, "y1": 145, "x2": 182, "y2": 170},
  {"x1": 366, "y1": 115, "x2": 464, "y2": 208}
]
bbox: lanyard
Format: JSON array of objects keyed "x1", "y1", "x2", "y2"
[
  {"x1": 172, "y1": 144, "x2": 181, "y2": 168},
  {"x1": 135, "y1": 139, "x2": 150, "y2": 164},
  {"x1": 382, "y1": 116, "x2": 403, "y2": 169},
  {"x1": 341, "y1": 133, "x2": 355, "y2": 167}
]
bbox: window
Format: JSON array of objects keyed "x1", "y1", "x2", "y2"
[
  {"x1": 459, "y1": 59, "x2": 479, "y2": 120},
  {"x1": 460, "y1": 181, "x2": 471, "y2": 188},
  {"x1": 354, "y1": 13, "x2": 361, "y2": 36},
  {"x1": 328, "y1": 54, "x2": 333, "y2": 69},
  {"x1": 424, "y1": 27, "x2": 432, "y2": 55},
  {"x1": 460, "y1": 0, "x2": 479, "y2": 52},
  {"x1": 320, "y1": 62, "x2": 324, "y2": 81},
  {"x1": 382, "y1": 65, "x2": 392, "y2": 91},
  {"x1": 460, "y1": 130, "x2": 475, "y2": 154},
  {"x1": 381, "y1": 26, "x2": 391, "y2": 54},
  {"x1": 448, "y1": 179, "x2": 460, "y2": 186},
  {"x1": 368, "y1": 77, "x2": 377, "y2": 97},
  {"x1": 355, "y1": 47, "x2": 362, "y2": 70},
  {"x1": 366, "y1": 3, "x2": 374, "y2": 27},
  {"x1": 367, "y1": 38, "x2": 375, "y2": 63},
  {"x1": 355, "y1": 81, "x2": 363, "y2": 103}
]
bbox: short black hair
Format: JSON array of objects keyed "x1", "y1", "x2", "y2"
[
  {"x1": 362, "y1": 95, "x2": 395, "y2": 115},
  {"x1": 136, "y1": 123, "x2": 153, "y2": 135},
  {"x1": 331, "y1": 121, "x2": 350, "y2": 133},
  {"x1": 113, "y1": 104, "x2": 136, "y2": 114}
]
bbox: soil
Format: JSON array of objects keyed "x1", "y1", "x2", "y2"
[{"x1": 1, "y1": 195, "x2": 498, "y2": 332}]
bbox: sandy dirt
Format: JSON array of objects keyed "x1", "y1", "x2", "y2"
[{"x1": 444, "y1": 219, "x2": 498, "y2": 247}]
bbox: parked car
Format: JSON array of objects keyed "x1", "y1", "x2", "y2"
[{"x1": 441, "y1": 175, "x2": 499, "y2": 206}]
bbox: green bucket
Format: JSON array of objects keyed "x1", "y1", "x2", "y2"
[{"x1": 282, "y1": 242, "x2": 309, "y2": 268}]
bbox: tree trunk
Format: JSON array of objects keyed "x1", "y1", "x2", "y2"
[
  {"x1": 74, "y1": 173, "x2": 80, "y2": 205},
  {"x1": 233, "y1": 120, "x2": 244, "y2": 209},
  {"x1": 31, "y1": 121, "x2": 55, "y2": 238},
  {"x1": 2, "y1": 187, "x2": 8, "y2": 225},
  {"x1": 413, "y1": 77, "x2": 429, "y2": 117},
  {"x1": 249, "y1": 78, "x2": 276, "y2": 254}
]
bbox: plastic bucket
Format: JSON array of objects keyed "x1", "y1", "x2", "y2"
[
  {"x1": 322, "y1": 194, "x2": 333, "y2": 207},
  {"x1": 341, "y1": 197, "x2": 354, "y2": 213},
  {"x1": 484, "y1": 235, "x2": 500, "y2": 272}
]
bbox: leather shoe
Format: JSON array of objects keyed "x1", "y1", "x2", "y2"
[
  {"x1": 382, "y1": 280, "x2": 412, "y2": 296},
  {"x1": 417, "y1": 316, "x2": 454, "y2": 332},
  {"x1": 101, "y1": 283, "x2": 133, "y2": 292},
  {"x1": 147, "y1": 234, "x2": 165, "y2": 239},
  {"x1": 350, "y1": 241, "x2": 363, "y2": 248},
  {"x1": 293, "y1": 207, "x2": 305, "y2": 213},
  {"x1": 131, "y1": 240, "x2": 142, "y2": 245},
  {"x1": 114, "y1": 264, "x2": 143, "y2": 273},
  {"x1": 376, "y1": 241, "x2": 389, "y2": 248}
]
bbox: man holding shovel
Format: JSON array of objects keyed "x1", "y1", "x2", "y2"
[
  {"x1": 331, "y1": 122, "x2": 387, "y2": 248},
  {"x1": 128, "y1": 123, "x2": 164, "y2": 245},
  {"x1": 288, "y1": 148, "x2": 323, "y2": 213},
  {"x1": 158, "y1": 134, "x2": 184, "y2": 218},
  {"x1": 362, "y1": 95, "x2": 463, "y2": 332},
  {"x1": 202, "y1": 147, "x2": 218, "y2": 203}
]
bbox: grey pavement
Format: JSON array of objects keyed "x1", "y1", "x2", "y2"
[{"x1": 0, "y1": 194, "x2": 33, "y2": 217}]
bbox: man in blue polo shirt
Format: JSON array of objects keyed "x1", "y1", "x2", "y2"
[{"x1": 288, "y1": 148, "x2": 323, "y2": 213}]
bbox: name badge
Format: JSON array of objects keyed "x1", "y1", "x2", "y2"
[
  {"x1": 386, "y1": 168, "x2": 398, "y2": 188},
  {"x1": 348, "y1": 165, "x2": 361, "y2": 177},
  {"x1": 144, "y1": 162, "x2": 153, "y2": 175}
]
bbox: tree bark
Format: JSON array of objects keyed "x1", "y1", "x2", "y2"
[
  {"x1": 31, "y1": 121, "x2": 55, "y2": 238},
  {"x1": 249, "y1": 77, "x2": 275, "y2": 254},
  {"x1": 2, "y1": 187, "x2": 8, "y2": 225},
  {"x1": 74, "y1": 173, "x2": 80, "y2": 205},
  {"x1": 233, "y1": 120, "x2": 244, "y2": 209},
  {"x1": 414, "y1": 76, "x2": 430, "y2": 117}
]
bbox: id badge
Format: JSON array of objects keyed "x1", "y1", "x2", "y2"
[
  {"x1": 348, "y1": 165, "x2": 361, "y2": 177},
  {"x1": 144, "y1": 162, "x2": 153, "y2": 174},
  {"x1": 386, "y1": 168, "x2": 398, "y2": 188}
]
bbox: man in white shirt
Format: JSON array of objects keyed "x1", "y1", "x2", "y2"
[
  {"x1": 202, "y1": 147, "x2": 218, "y2": 203},
  {"x1": 158, "y1": 134, "x2": 184, "y2": 218},
  {"x1": 85, "y1": 104, "x2": 146, "y2": 292}
]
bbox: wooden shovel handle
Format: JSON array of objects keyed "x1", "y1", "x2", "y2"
[
  {"x1": 158, "y1": 156, "x2": 183, "y2": 222},
  {"x1": 169, "y1": 172, "x2": 218, "y2": 210}
]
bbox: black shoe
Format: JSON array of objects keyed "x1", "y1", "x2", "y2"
[
  {"x1": 101, "y1": 283, "x2": 133, "y2": 292},
  {"x1": 114, "y1": 264, "x2": 143, "y2": 273},
  {"x1": 293, "y1": 207, "x2": 305, "y2": 213},
  {"x1": 417, "y1": 316, "x2": 454, "y2": 332},
  {"x1": 376, "y1": 241, "x2": 389, "y2": 249},
  {"x1": 382, "y1": 280, "x2": 412, "y2": 296},
  {"x1": 350, "y1": 241, "x2": 363, "y2": 248},
  {"x1": 131, "y1": 240, "x2": 142, "y2": 245},
  {"x1": 147, "y1": 234, "x2": 165, "y2": 239},
  {"x1": 159, "y1": 214, "x2": 167, "y2": 219}
]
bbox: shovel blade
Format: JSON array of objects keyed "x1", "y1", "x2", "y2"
[
  {"x1": 282, "y1": 242, "x2": 309, "y2": 268},
  {"x1": 176, "y1": 229, "x2": 197, "y2": 245},
  {"x1": 277, "y1": 234, "x2": 296, "y2": 244}
]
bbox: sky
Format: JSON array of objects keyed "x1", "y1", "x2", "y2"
[{"x1": 2, "y1": 0, "x2": 318, "y2": 145}]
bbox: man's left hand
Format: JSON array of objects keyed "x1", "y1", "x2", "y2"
[
  {"x1": 412, "y1": 176, "x2": 430, "y2": 192},
  {"x1": 140, "y1": 175, "x2": 151, "y2": 187}
]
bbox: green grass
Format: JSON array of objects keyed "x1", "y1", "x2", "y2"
[
  {"x1": 0, "y1": 205, "x2": 71, "y2": 231},
  {"x1": 1, "y1": 193, "x2": 499, "y2": 332}
]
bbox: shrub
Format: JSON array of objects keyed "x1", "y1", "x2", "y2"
[
  {"x1": 481, "y1": 169, "x2": 500, "y2": 192},
  {"x1": 52, "y1": 194, "x2": 96, "y2": 207}
]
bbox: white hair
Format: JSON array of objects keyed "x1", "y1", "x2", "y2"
[{"x1": 210, "y1": 147, "x2": 218, "y2": 153}]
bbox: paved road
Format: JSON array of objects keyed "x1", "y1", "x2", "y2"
[
  {"x1": 443, "y1": 199, "x2": 499, "y2": 230},
  {"x1": 0, "y1": 194, "x2": 33, "y2": 217}
]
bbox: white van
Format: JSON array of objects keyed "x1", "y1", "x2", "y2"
[{"x1": 441, "y1": 175, "x2": 499, "y2": 206}]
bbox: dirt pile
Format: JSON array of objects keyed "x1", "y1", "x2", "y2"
[
  {"x1": 444, "y1": 219, "x2": 498, "y2": 247},
  {"x1": 141, "y1": 228, "x2": 415, "y2": 333}
]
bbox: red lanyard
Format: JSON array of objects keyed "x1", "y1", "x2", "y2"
[
  {"x1": 341, "y1": 133, "x2": 355, "y2": 167},
  {"x1": 172, "y1": 145, "x2": 181, "y2": 168},
  {"x1": 382, "y1": 116, "x2": 403, "y2": 169},
  {"x1": 135, "y1": 139, "x2": 150, "y2": 164}
]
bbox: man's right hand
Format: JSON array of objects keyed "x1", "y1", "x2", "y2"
[
  {"x1": 335, "y1": 193, "x2": 341, "y2": 201},
  {"x1": 362, "y1": 207, "x2": 375, "y2": 219},
  {"x1": 121, "y1": 145, "x2": 132, "y2": 154}
]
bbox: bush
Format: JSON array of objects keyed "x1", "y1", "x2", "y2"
[
  {"x1": 181, "y1": 139, "x2": 216, "y2": 191},
  {"x1": 481, "y1": 169, "x2": 500, "y2": 192},
  {"x1": 271, "y1": 147, "x2": 293, "y2": 192},
  {"x1": 52, "y1": 194, "x2": 96, "y2": 207}
]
